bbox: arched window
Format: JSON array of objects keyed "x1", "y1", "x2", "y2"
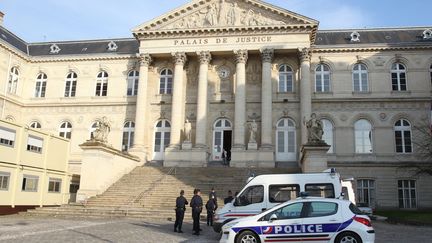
[
  {"x1": 95, "y1": 71, "x2": 108, "y2": 96},
  {"x1": 315, "y1": 64, "x2": 331, "y2": 92},
  {"x1": 395, "y1": 119, "x2": 412, "y2": 153},
  {"x1": 276, "y1": 118, "x2": 296, "y2": 161},
  {"x1": 7, "y1": 67, "x2": 19, "y2": 94},
  {"x1": 354, "y1": 119, "x2": 372, "y2": 154},
  {"x1": 65, "y1": 72, "x2": 77, "y2": 97},
  {"x1": 159, "y1": 69, "x2": 173, "y2": 94},
  {"x1": 212, "y1": 118, "x2": 232, "y2": 161},
  {"x1": 127, "y1": 70, "x2": 139, "y2": 96},
  {"x1": 391, "y1": 63, "x2": 407, "y2": 91},
  {"x1": 353, "y1": 64, "x2": 368, "y2": 92},
  {"x1": 278, "y1": 65, "x2": 294, "y2": 92},
  {"x1": 29, "y1": 121, "x2": 42, "y2": 129},
  {"x1": 59, "y1": 122, "x2": 72, "y2": 139},
  {"x1": 153, "y1": 120, "x2": 171, "y2": 160},
  {"x1": 89, "y1": 122, "x2": 98, "y2": 139},
  {"x1": 34, "y1": 73, "x2": 47, "y2": 98},
  {"x1": 321, "y1": 119, "x2": 334, "y2": 153},
  {"x1": 122, "y1": 121, "x2": 135, "y2": 151}
]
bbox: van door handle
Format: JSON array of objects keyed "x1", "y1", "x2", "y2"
[
  {"x1": 329, "y1": 219, "x2": 338, "y2": 222},
  {"x1": 261, "y1": 208, "x2": 266, "y2": 212}
]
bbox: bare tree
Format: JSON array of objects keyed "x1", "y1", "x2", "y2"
[{"x1": 402, "y1": 119, "x2": 432, "y2": 176}]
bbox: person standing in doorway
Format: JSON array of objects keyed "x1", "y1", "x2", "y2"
[
  {"x1": 190, "y1": 189, "x2": 203, "y2": 235},
  {"x1": 205, "y1": 195, "x2": 218, "y2": 226},
  {"x1": 174, "y1": 190, "x2": 188, "y2": 233}
]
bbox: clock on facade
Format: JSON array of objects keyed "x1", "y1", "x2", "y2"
[{"x1": 218, "y1": 67, "x2": 230, "y2": 79}]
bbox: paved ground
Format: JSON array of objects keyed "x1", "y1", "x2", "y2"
[{"x1": 0, "y1": 216, "x2": 431, "y2": 243}]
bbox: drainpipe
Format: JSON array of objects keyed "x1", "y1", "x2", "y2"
[{"x1": 1, "y1": 52, "x2": 12, "y2": 119}]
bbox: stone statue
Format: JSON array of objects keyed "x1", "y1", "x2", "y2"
[
  {"x1": 205, "y1": 5, "x2": 217, "y2": 26},
  {"x1": 218, "y1": 0, "x2": 229, "y2": 26},
  {"x1": 248, "y1": 120, "x2": 258, "y2": 143},
  {"x1": 227, "y1": 3, "x2": 241, "y2": 26},
  {"x1": 305, "y1": 113, "x2": 324, "y2": 144},
  {"x1": 93, "y1": 116, "x2": 111, "y2": 144},
  {"x1": 184, "y1": 119, "x2": 192, "y2": 142}
]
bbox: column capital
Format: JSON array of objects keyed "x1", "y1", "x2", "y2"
[
  {"x1": 299, "y1": 47, "x2": 311, "y2": 63},
  {"x1": 172, "y1": 52, "x2": 188, "y2": 65},
  {"x1": 260, "y1": 49, "x2": 274, "y2": 63},
  {"x1": 234, "y1": 50, "x2": 248, "y2": 64},
  {"x1": 197, "y1": 51, "x2": 212, "y2": 65},
  {"x1": 137, "y1": 53, "x2": 152, "y2": 67}
]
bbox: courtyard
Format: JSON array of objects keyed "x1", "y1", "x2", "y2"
[{"x1": 0, "y1": 216, "x2": 431, "y2": 243}]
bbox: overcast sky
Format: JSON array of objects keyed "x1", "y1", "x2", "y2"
[{"x1": 0, "y1": 0, "x2": 431, "y2": 42}]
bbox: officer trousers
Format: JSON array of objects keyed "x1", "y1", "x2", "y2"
[
  {"x1": 192, "y1": 210, "x2": 201, "y2": 233},
  {"x1": 206, "y1": 211, "x2": 213, "y2": 226},
  {"x1": 174, "y1": 209, "x2": 185, "y2": 231}
]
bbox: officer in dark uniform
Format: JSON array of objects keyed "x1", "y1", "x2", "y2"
[
  {"x1": 190, "y1": 188, "x2": 203, "y2": 235},
  {"x1": 174, "y1": 190, "x2": 188, "y2": 233}
]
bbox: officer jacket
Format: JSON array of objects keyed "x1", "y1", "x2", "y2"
[
  {"x1": 176, "y1": 196, "x2": 188, "y2": 210},
  {"x1": 190, "y1": 195, "x2": 203, "y2": 213},
  {"x1": 205, "y1": 199, "x2": 218, "y2": 212}
]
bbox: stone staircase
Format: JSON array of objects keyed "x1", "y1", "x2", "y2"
[{"x1": 24, "y1": 166, "x2": 300, "y2": 220}]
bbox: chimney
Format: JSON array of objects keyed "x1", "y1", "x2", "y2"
[{"x1": 0, "y1": 11, "x2": 4, "y2": 26}]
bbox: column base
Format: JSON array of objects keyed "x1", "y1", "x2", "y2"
[
  {"x1": 164, "y1": 147, "x2": 209, "y2": 167},
  {"x1": 230, "y1": 149, "x2": 275, "y2": 168},
  {"x1": 247, "y1": 142, "x2": 258, "y2": 150},
  {"x1": 300, "y1": 144, "x2": 331, "y2": 173},
  {"x1": 182, "y1": 141, "x2": 193, "y2": 150}
]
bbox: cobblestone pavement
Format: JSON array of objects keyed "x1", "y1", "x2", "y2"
[{"x1": 0, "y1": 216, "x2": 431, "y2": 243}]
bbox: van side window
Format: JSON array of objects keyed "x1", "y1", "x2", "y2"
[
  {"x1": 305, "y1": 184, "x2": 335, "y2": 198},
  {"x1": 263, "y1": 202, "x2": 304, "y2": 221},
  {"x1": 306, "y1": 202, "x2": 338, "y2": 217},
  {"x1": 237, "y1": 185, "x2": 264, "y2": 206},
  {"x1": 269, "y1": 184, "x2": 300, "y2": 203}
]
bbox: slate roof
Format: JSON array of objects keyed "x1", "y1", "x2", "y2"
[{"x1": 1, "y1": 25, "x2": 431, "y2": 57}]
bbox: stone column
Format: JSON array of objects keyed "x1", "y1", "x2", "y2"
[
  {"x1": 260, "y1": 49, "x2": 274, "y2": 149},
  {"x1": 195, "y1": 51, "x2": 212, "y2": 148},
  {"x1": 299, "y1": 48, "x2": 312, "y2": 145},
  {"x1": 169, "y1": 52, "x2": 187, "y2": 149},
  {"x1": 131, "y1": 53, "x2": 152, "y2": 161},
  {"x1": 233, "y1": 50, "x2": 248, "y2": 149}
]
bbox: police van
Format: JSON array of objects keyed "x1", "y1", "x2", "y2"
[{"x1": 214, "y1": 169, "x2": 345, "y2": 233}]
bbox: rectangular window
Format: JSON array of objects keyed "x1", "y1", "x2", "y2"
[
  {"x1": 305, "y1": 183, "x2": 335, "y2": 198},
  {"x1": 307, "y1": 202, "x2": 338, "y2": 217},
  {"x1": 237, "y1": 185, "x2": 264, "y2": 206},
  {"x1": 65, "y1": 81, "x2": 77, "y2": 97},
  {"x1": 48, "y1": 178, "x2": 62, "y2": 193},
  {"x1": 0, "y1": 127, "x2": 15, "y2": 147},
  {"x1": 27, "y1": 136, "x2": 43, "y2": 153},
  {"x1": 269, "y1": 184, "x2": 300, "y2": 203},
  {"x1": 398, "y1": 180, "x2": 416, "y2": 209},
  {"x1": 0, "y1": 172, "x2": 10, "y2": 190},
  {"x1": 22, "y1": 175, "x2": 39, "y2": 192},
  {"x1": 356, "y1": 179, "x2": 375, "y2": 207}
]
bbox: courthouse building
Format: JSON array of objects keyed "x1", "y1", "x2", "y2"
[{"x1": 0, "y1": 0, "x2": 431, "y2": 209}]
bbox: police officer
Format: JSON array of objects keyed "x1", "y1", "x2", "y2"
[
  {"x1": 224, "y1": 190, "x2": 234, "y2": 204},
  {"x1": 190, "y1": 188, "x2": 203, "y2": 235},
  {"x1": 174, "y1": 190, "x2": 188, "y2": 233}
]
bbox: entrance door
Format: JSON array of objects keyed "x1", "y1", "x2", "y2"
[
  {"x1": 275, "y1": 118, "x2": 297, "y2": 161},
  {"x1": 153, "y1": 120, "x2": 171, "y2": 161},
  {"x1": 212, "y1": 119, "x2": 232, "y2": 161}
]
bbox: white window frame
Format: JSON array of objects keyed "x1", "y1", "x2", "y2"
[
  {"x1": 95, "y1": 71, "x2": 108, "y2": 97},
  {"x1": 153, "y1": 120, "x2": 171, "y2": 160},
  {"x1": 7, "y1": 67, "x2": 19, "y2": 94},
  {"x1": 0, "y1": 126, "x2": 15, "y2": 147},
  {"x1": 159, "y1": 69, "x2": 173, "y2": 95},
  {"x1": 391, "y1": 63, "x2": 407, "y2": 91},
  {"x1": 315, "y1": 64, "x2": 331, "y2": 92},
  {"x1": 398, "y1": 180, "x2": 417, "y2": 209},
  {"x1": 48, "y1": 178, "x2": 62, "y2": 193},
  {"x1": 0, "y1": 172, "x2": 10, "y2": 191},
  {"x1": 127, "y1": 70, "x2": 139, "y2": 96},
  {"x1": 64, "y1": 72, "x2": 77, "y2": 97},
  {"x1": 122, "y1": 121, "x2": 135, "y2": 151},
  {"x1": 352, "y1": 63, "x2": 369, "y2": 92},
  {"x1": 275, "y1": 118, "x2": 297, "y2": 161},
  {"x1": 278, "y1": 65, "x2": 294, "y2": 93},
  {"x1": 354, "y1": 119, "x2": 373, "y2": 154},
  {"x1": 22, "y1": 175, "x2": 39, "y2": 192},
  {"x1": 59, "y1": 122, "x2": 72, "y2": 139},
  {"x1": 356, "y1": 179, "x2": 375, "y2": 207},
  {"x1": 321, "y1": 119, "x2": 334, "y2": 153},
  {"x1": 27, "y1": 135, "x2": 43, "y2": 153},
  {"x1": 34, "y1": 73, "x2": 47, "y2": 98},
  {"x1": 394, "y1": 119, "x2": 413, "y2": 154}
]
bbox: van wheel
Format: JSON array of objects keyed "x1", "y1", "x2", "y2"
[
  {"x1": 335, "y1": 232, "x2": 362, "y2": 243},
  {"x1": 236, "y1": 230, "x2": 260, "y2": 243}
]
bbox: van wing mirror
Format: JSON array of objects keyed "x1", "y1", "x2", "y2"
[
  {"x1": 234, "y1": 197, "x2": 240, "y2": 207},
  {"x1": 269, "y1": 214, "x2": 278, "y2": 222}
]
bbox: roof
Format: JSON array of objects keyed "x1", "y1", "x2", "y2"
[{"x1": 0, "y1": 25, "x2": 28, "y2": 53}]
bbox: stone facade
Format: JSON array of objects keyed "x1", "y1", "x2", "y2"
[{"x1": 0, "y1": 0, "x2": 431, "y2": 210}]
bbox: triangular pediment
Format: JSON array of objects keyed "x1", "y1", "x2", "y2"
[{"x1": 133, "y1": 0, "x2": 318, "y2": 35}]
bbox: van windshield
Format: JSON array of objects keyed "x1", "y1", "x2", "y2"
[{"x1": 236, "y1": 185, "x2": 264, "y2": 206}]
